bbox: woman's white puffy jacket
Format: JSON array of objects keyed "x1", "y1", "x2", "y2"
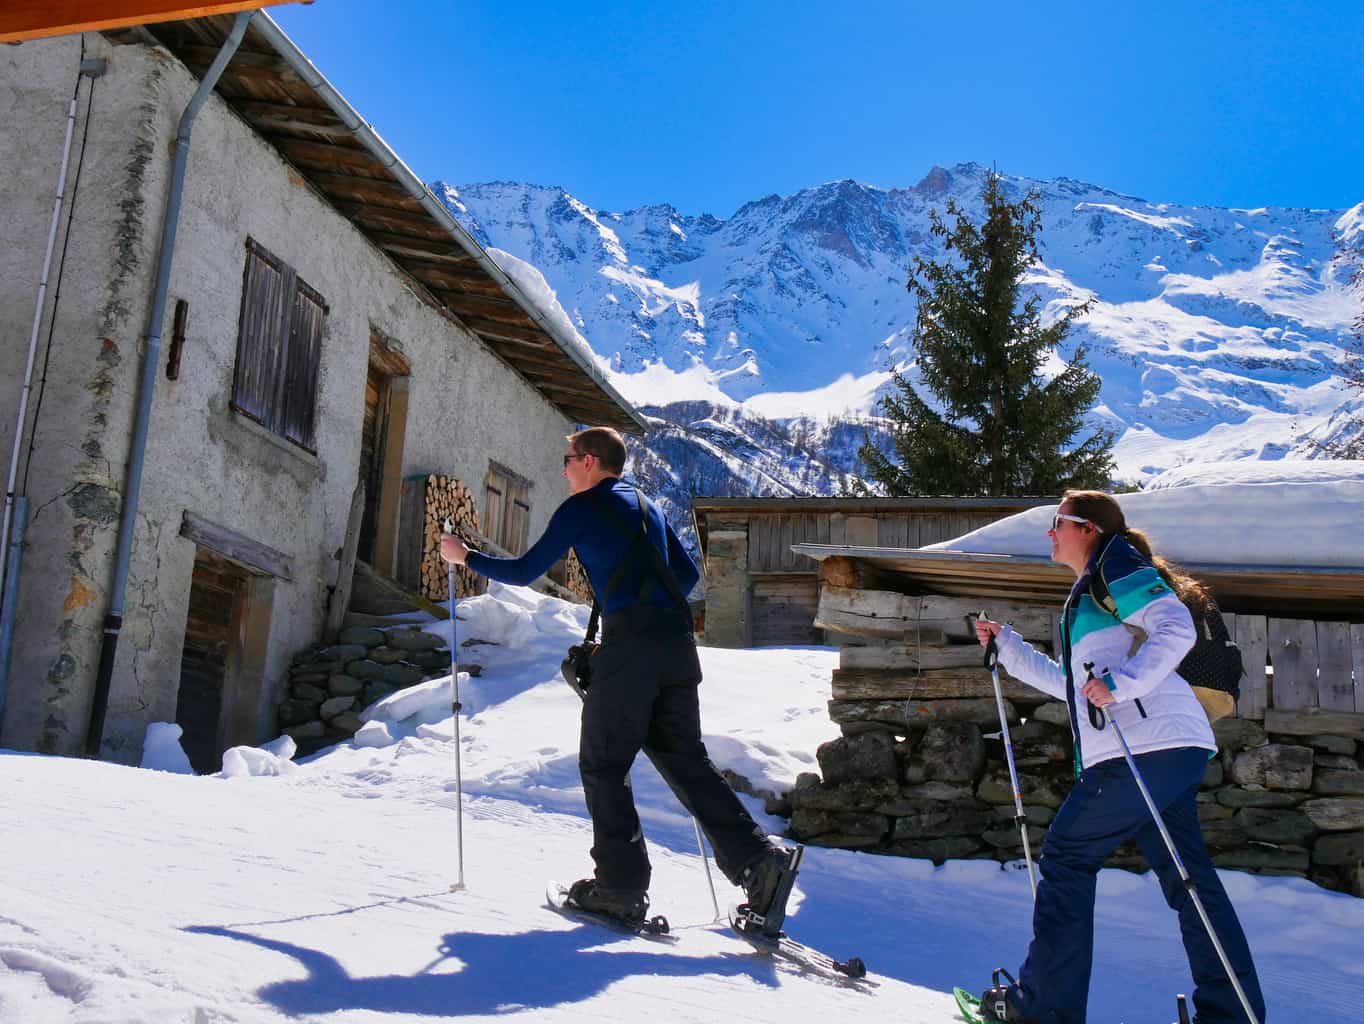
[{"x1": 996, "y1": 533, "x2": 1216, "y2": 772}]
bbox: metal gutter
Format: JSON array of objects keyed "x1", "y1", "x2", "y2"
[
  {"x1": 85, "y1": 11, "x2": 253, "y2": 757},
  {"x1": 249, "y1": 12, "x2": 647, "y2": 434}
]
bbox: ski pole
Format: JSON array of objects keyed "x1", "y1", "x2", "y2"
[
  {"x1": 447, "y1": 540, "x2": 465, "y2": 892},
  {"x1": 1090, "y1": 685, "x2": 1259, "y2": 1024},
  {"x1": 980, "y1": 613, "x2": 1037, "y2": 899},
  {"x1": 692, "y1": 817, "x2": 721, "y2": 920}
]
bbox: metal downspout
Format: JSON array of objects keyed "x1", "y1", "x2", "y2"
[
  {"x1": 248, "y1": 13, "x2": 646, "y2": 433},
  {"x1": 0, "y1": 87, "x2": 81, "y2": 614},
  {"x1": 0, "y1": 498, "x2": 30, "y2": 728},
  {"x1": 84, "y1": 11, "x2": 254, "y2": 757}
]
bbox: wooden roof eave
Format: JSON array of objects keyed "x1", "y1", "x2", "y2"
[
  {"x1": 130, "y1": 12, "x2": 645, "y2": 434},
  {"x1": 792, "y1": 543, "x2": 1364, "y2": 619}
]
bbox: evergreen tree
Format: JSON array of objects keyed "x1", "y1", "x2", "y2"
[{"x1": 859, "y1": 173, "x2": 1115, "y2": 495}]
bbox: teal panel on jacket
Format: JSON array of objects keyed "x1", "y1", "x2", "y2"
[
  {"x1": 1068, "y1": 593, "x2": 1117, "y2": 645},
  {"x1": 1107, "y1": 565, "x2": 1172, "y2": 620}
]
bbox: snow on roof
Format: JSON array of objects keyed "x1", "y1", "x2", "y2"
[
  {"x1": 926, "y1": 468, "x2": 1364, "y2": 568},
  {"x1": 1144, "y1": 458, "x2": 1364, "y2": 489}
]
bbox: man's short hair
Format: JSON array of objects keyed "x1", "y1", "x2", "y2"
[{"x1": 567, "y1": 426, "x2": 627, "y2": 474}]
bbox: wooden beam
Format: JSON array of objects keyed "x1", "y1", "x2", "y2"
[
  {"x1": 236, "y1": 100, "x2": 353, "y2": 140},
  {"x1": 334, "y1": 201, "x2": 453, "y2": 242},
  {"x1": 368, "y1": 231, "x2": 475, "y2": 265},
  {"x1": 272, "y1": 137, "x2": 389, "y2": 180},
  {"x1": 305, "y1": 172, "x2": 426, "y2": 212},
  {"x1": 830, "y1": 667, "x2": 1039, "y2": 703},
  {"x1": 323, "y1": 480, "x2": 365, "y2": 643},
  {"x1": 514, "y1": 372, "x2": 605, "y2": 399},
  {"x1": 402, "y1": 259, "x2": 501, "y2": 292},
  {"x1": 484, "y1": 345, "x2": 575, "y2": 374},
  {"x1": 0, "y1": 1, "x2": 304, "y2": 43},
  {"x1": 459, "y1": 316, "x2": 555, "y2": 347},
  {"x1": 433, "y1": 289, "x2": 538, "y2": 325},
  {"x1": 180, "y1": 511, "x2": 293, "y2": 581},
  {"x1": 177, "y1": 43, "x2": 298, "y2": 74}
]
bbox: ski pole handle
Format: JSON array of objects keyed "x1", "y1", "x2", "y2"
[
  {"x1": 978, "y1": 611, "x2": 999, "y2": 670},
  {"x1": 1082, "y1": 661, "x2": 1107, "y2": 730}
]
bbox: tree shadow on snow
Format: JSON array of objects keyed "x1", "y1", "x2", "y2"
[{"x1": 184, "y1": 921, "x2": 777, "y2": 1017}]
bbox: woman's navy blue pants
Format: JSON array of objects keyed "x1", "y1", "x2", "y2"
[{"x1": 1014, "y1": 746, "x2": 1265, "y2": 1024}]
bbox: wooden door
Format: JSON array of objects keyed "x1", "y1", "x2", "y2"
[
  {"x1": 357, "y1": 363, "x2": 388, "y2": 564},
  {"x1": 177, "y1": 550, "x2": 247, "y2": 773}
]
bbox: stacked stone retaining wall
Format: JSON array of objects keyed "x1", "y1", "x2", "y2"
[{"x1": 277, "y1": 623, "x2": 463, "y2": 754}]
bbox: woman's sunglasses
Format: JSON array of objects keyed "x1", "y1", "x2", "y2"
[{"x1": 1051, "y1": 512, "x2": 1097, "y2": 531}]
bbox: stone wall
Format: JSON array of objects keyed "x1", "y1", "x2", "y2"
[
  {"x1": 779, "y1": 706, "x2": 1364, "y2": 896},
  {"x1": 276, "y1": 624, "x2": 458, "y2": 755}
]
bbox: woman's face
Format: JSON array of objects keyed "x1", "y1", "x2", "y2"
[{"x1": 1048, "y1": 501, "x2": 1099, "y2": 570}]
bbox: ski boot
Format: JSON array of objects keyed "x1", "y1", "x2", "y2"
[
  {"x1": 565, "y1": 879, "x2": 649, "y2": 927},
  {"x1": 978, "y1": 968, "x2": 1032, "y2": 1022},
  {"x1": 737, "y1": 844, "x2": 800, "y2": 937}
]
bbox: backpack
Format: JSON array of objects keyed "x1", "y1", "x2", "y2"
[{"x1": 1089, "y1": 565, "x2": 1244, "y2": 723}]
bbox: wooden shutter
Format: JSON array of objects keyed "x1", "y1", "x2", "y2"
[
  {"x1": 231, "y1": 242, "x2": 291, "y2": 428},
  {"x1": 280, "y1": 283, "x2": 325, "y2": 451},
  {"x1": 506, "y1": 481, "x2": 531, "y2": 555},
  {"x1": 484, "y1": 468, "x2": 506, "y2": 550},
  {"x1": 231, "y1": 239, "x2": 325, "y2": 451}
]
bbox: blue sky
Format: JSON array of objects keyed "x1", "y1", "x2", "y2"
[{"x1": 271, "y1": 0, "x2": 1364, "y2": 219}]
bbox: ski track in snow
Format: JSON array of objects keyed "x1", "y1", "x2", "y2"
[{"x1": 4, "y1": 580, "x2": 1363, "y2": 1022}]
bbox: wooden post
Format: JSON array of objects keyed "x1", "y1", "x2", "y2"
[
  {"x1": 1353, "y1": 624, "x2": 1364, "y2": 713},
  {"x1": 1235, "y1": 614, "x2": 1269, "y2": 718},
  {"x1": 1316, "y1": 621, "x2": 1356, "y2": 711},
  {"x1": 324, "y1": 480, "x2": 366, "y2": 643},
  {"x1": 1267, "y1": 617, "x2": 1316, "y2": 711}
]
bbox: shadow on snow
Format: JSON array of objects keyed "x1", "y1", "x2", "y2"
[{"x1": 185, "y1": 920, "x2": 780, "y2": 1017}]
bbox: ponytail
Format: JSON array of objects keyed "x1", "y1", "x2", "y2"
[{"x1": 1062, "y1": 490, "x2": 1214, "y2": 616}]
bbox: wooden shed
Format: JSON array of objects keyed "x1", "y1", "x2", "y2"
[{"x1": 691, "y1": 496, "x2": 1053, "y2": 647}]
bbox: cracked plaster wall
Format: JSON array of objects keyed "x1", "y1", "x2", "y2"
[{"x1": 0, "y1": 36, "x2": 580, "y2": 762}]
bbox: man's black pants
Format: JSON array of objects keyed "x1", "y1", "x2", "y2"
[{"x1": 579, "y1": 604, "x2": 770, "y2": 892}]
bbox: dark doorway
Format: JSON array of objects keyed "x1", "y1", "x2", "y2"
[
  {"x1": 357, "y1": 360, "x2": 388, "y2": 565},
  {"x1": 357, "y1": 333, "x2": 412, "y2": 571},
  {"x1": 176, "y1": 549, "x2": 247, "y2": 773}
]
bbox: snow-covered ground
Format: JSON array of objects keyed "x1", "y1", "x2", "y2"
[{"x1": 4, "y1": 582, "x2": 1363, "y2": 1022}]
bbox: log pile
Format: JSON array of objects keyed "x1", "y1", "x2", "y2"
[
  {"x1": 775, "y1": 557, "x2": 1364, "y2": 896},
  {"x1": 561, "y1": 549, "x2": 594, "y2": 604},
  {"x1": 421, "y1": 474, "x2": 482, "y2": 602}
]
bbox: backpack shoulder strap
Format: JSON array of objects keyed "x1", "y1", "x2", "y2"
[
  {"x1": 630, "y1": 488, "x2": 693, "y2": 620},
  {"x1": 1088, "y1": 553, "x2": 1120, "y2": 620}
]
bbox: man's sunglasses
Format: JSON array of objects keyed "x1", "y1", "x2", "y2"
[
  {"x1": 1051, "y1": 512, "x2": 1098, "y2": 532},
  {"x1": 563, "y1": 453, "x2": 588, "y2": 467}
]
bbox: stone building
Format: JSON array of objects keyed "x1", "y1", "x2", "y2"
[{"x1": 0, "y1": 13, "x2": 641, "y2": 766}]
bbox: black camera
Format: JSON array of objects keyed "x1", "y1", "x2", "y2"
[{"x1": 561, "y1": 641, "x2": 599, "y2": 699}]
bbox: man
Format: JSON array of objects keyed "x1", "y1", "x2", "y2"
[{"x1": 440, "y1": 427, "x2": 795, "y2": 927}]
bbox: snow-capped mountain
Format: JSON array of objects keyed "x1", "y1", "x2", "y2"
[{"x1": 435, "y1": 164, "x2": 1361, "y2": 524}]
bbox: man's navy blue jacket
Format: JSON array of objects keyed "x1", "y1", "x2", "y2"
[{"x1": 465, "y1": 477, "x2": 699, "y2": 614}]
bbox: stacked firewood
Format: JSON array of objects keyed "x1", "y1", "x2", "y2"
[
  {"x1": 561, "y1": 549, "x2": 594, "y2": 604},
  {"x1": 421, "y1": 474, "x2": 481, "y2": 601}
]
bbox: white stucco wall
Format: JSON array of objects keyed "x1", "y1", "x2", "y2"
[{"x1": 0, "y1": 34, "x2": 588, "y2": 761}]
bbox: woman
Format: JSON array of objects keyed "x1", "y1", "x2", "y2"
[{"x1": 972, "y1": 490, "x2": 1264, "y2": 1024}]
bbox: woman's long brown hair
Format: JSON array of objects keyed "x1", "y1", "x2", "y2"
[{"x1": 1062, "y1": 489, "x2": 1213, "y2": 615}]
